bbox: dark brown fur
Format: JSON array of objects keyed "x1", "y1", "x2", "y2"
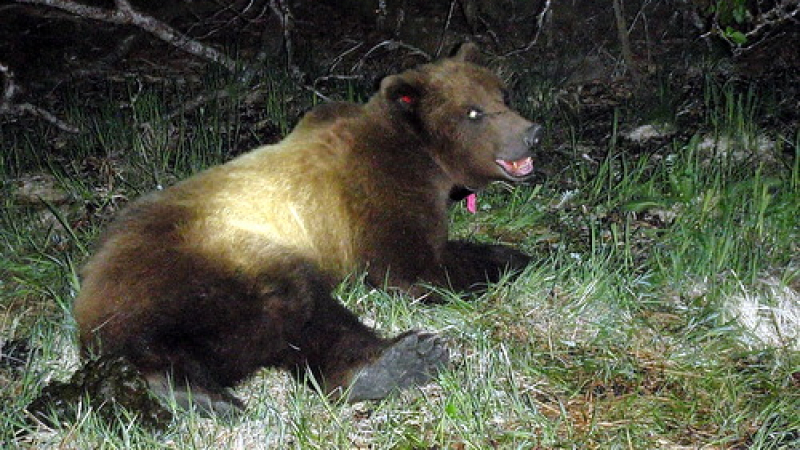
[{"x1": 73, "y1": 44, "x2": 541, "y2": 411}]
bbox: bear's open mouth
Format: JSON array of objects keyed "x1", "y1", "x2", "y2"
[{"x1": 496, "y1": 156, "x2": 534, "y2": 178}]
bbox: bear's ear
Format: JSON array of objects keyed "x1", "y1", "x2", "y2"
[
  {"x1": 380, "y1": 73, "x2": 424, "y2": 115},
  {"x1": 450, "y1": 42, "x2": 484, "y2": 66}
]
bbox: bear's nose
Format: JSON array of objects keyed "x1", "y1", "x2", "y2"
[{"x1": 524, "y1": 124, "x2": 543, "y2": 147}]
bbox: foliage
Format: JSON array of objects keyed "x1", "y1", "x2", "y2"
[
  {"x1": 701, "y1": 0, "x2": 800, "y2": 52},
  {"x1": 708, "y1": 0, "x2": 751, "y2": 44}
]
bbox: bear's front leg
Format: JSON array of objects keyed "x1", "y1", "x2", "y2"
[
  {"x1": 436, "y1": 240, "x2": 531, "y2": 294},
  {"x1": 361, "y1": 229, "x2": 530, "y2": 300}
]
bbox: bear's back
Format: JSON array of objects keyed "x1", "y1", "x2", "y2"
[{"x1": 173, "y1": 125, "x2": 364, "y2": 279}]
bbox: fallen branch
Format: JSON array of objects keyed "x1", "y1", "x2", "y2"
[
  {"x1": 12, "y1": 0, "x2": 278, "y2": 131},
  {"x1": 501, "y1": 0, "x2": 553, "y2": 57},
  {"x1": 0, "y1": 62, "x2": 81, "y2": 133},
  {"x1": 15, "y1": 0, "x2": 239, "y2": 72}
]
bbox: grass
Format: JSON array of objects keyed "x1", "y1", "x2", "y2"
[{"x1": 1, "y1": 70, "x2": 798, "y2": 449}]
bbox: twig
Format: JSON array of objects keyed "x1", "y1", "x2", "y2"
[
  {"x1": 185, "y1": 0, "x2": 270, "y2": 41},
  {"x1": 734, "y1": 0, "x2": 800, "y2": 57},
  {"x1": 628, "y1": 0, "x2": 654, "y2": 65},
  {"x1": 329, "y1": 41, "x2": 364, "y2": 73},
  {"x1": 303, "y1": 84, "x2": 333, "y2": 103},
  {"x1": 478, "y1": 16, "x2": 502, "y2": 49},
  {"x1": 501, "y1": 0, "x2": 553, "y2": 57},
  {"x1": 353, "y1": 40, "x2": 431, "y2": 72},
  {"x1": 700, "y1": 0, "x2": 800, "y2": 56},
  {"x1": 0, "y1": 62, "x2": 81, "y2": 133},
  {"x1": 435, "y1": 0, "x2": 459, "y2": 58},
  {"x1": 164, "y1": 90, "x2": 234, "y2": 124},
  {"x1": 313, "y1": 74, "x2": 364, "y2": 84},
  {"x1": 15, "y1": 0, "x2": 239, "y2": 72},
  {"x1": 268, "y1": 0, "x2": 294, "y2": 68}
]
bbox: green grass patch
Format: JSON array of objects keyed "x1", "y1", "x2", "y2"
[{"x1": 1, "y1": 72, "x2": 798, "y2": 449}]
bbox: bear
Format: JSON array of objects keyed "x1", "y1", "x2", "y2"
[{"x1": 72, "y1": 43, "x2": 542, "y2": 414}]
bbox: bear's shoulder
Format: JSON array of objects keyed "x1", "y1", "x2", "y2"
[{"x1": 298, "y1": 102, "x2": 363, "y2": 127}]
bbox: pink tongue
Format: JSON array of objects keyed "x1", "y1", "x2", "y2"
[
  {"x1": 497, "y1": 156, "x2": 534, "y2": 177},
  {"x1": 466, "y1": 193, "x2": 477, "y2": 213}
]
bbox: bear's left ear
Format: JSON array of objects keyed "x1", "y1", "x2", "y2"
[
  {"x1": 380, "y1": 73, "x2": 424, "y2": 115},
  {"x1": 450, "y1": 42, "x2": 484, "y2": 66}
]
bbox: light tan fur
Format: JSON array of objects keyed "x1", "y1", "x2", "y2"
[{"x1": 177, "y1": 128, "x2": 361, "y2": 279}]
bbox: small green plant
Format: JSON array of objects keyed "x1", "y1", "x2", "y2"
[{"x1": 708, "y1": 0, "x2": 751, "y2": 45}]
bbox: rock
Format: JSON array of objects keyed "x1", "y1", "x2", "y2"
[
  {"x1": 12, "y1": 173, "x2": 71, "y2": 206},
  {"x1": 624, "y1": 123, "x2": 676, "y2": 144}
]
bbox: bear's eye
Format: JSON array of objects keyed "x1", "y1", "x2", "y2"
[{"x1": 467, "y1": 108, "x2": 484, "y2": 121}]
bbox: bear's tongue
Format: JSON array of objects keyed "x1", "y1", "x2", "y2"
[{"x1": 496, "y1": 156, "x2": 534, "y2": 178}]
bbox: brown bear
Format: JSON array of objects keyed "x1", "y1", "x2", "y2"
[{"x1": 72, "y1": 43, "x2": 542, "y2": 414}]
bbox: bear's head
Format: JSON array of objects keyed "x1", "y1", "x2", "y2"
[{"x1": 377, "y1": 43, "x2": 542, "y2": 190}]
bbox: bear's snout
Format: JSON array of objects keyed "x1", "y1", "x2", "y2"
[
  {"x1": 493, "y1": 122, "x2": 541, "y2": 180},
  {"x1": 524, "y1": 124, "x2": 543, "y2": 148}
]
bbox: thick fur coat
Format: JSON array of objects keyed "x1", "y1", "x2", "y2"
[{"x1": 73, "y1": 44, "x2": 541, "y2": 412}]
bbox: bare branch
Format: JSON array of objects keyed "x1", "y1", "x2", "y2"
[
  {"x1": 15, "y1": 102, "x2": 82, "y2": 133},
  {"x1": 185, "y1": 1, "x2": 270, "y2": 42},
  {"x1": 0, "y1": 62, "x2": 81, "y2": 133},
  {"x1": 735, "y1": 0, "x2": 800, "y2": 56},
  {"x1": 435, "y1": 0, "x2": 459, "y2": 58},
  {"x1": 268, "y1": 0, "x2": 294, "y2": 68},
  {"x1": 353, "y1": 40, "x2": 430, "y2": 72},
  {"x1": 501, "y1": 0, "x2": 553, "y2": 57},
  {"x1": 15, "y1": 0, "x2": 239, "y2": 72},
  {"x1": 329, "y1": 42, "x2": 364, "y2": 74},
  {"x1": 700, "y1": 0, "x2": 800, "y2": 57}
]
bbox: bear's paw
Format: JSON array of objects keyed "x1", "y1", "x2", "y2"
[{"x1": 346, "y1": 332, "x2": 449, "y2": 402}]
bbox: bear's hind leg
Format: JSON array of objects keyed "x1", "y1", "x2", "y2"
[
  {"x1": 128, "y1": 340, "x2": 248, "y2": 416},
  {"x1": 289, "y1": 290, "x2": 449, "y2": 402},
  {"x1": 118, "y1": 257, "x2": 448, "y2": 411},
  {"x1": 144, "y1": 372, "x2": 244, "y2": 417}
]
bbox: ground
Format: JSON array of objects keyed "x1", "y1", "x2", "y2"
[{"x1": 1, "y1": 1, "x2": 799, "y2": 448}]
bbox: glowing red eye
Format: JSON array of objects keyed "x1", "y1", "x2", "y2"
[{"x1": 400, "y1": 95, "x2": 414, "y2": 104}]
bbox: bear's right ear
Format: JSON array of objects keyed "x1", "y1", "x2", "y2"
[
  {"x1": 449, "y1": 42, "x2": 484, "y2": 66},
  {"x1": 380, "y1": 74, "x2": 424, "y2": 115}
]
